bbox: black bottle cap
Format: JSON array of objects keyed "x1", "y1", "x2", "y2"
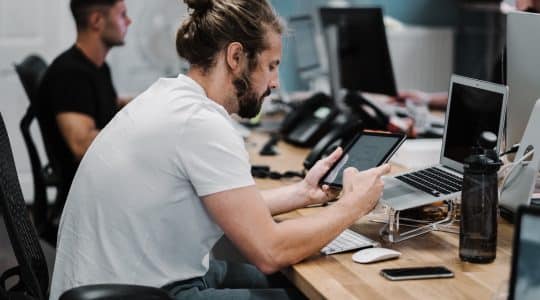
[
  {"x1": 479, "y1": 131, "x2": 497, "y2": 149},
  {"x1": 464, "y1": 131, "x2": 502, "y2": 173}
]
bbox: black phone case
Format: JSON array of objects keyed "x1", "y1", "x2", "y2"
[
  {"x1": 380, "y1": 266, "x2": 454, "y2": 281},
  {"x1": 319, "y1": 131, "x2": 406, "y2": 188}
]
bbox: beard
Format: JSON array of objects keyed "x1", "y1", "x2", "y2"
[
  {"x1": 102, "y1": 32, "x2": 125, "y2": 48},
  {"x1": 233, "y1": 68, "x2": 271, "y2": 119},
  {"x1": 102, "y1": 20, "x2": 126, "y2": 48}
]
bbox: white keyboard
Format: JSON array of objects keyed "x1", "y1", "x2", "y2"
[{"x1": 321, "y1": 229, "x2": 380, "y2": 255}]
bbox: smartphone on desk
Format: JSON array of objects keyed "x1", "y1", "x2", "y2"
[{"x1": 380, "y1": 266, "x2": 454, "y2": 281}]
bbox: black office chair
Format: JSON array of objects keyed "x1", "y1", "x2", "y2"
[
  {"x1": 14, "y1": 55, "x2": 47, "y2": 104},
  {"x1": 14, "y1": 55, "x2": 65, "y2": 243},
  {"x1": 0, "y1": 113, "x2": 172, "y2": 300}
]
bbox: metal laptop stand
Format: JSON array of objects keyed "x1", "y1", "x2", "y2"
[{"x1": 378, "y1": 198, "x2": 460, "y2": 243}]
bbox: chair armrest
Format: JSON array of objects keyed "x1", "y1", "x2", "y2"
[{"x1": 59, "y1": 284, "x2": 172, "y2": 300}]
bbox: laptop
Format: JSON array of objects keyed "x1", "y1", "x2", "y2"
[
  {"x1": 508, "y1": 206, "x2": 540, "y2": 300},
  {"x1": 381, "y1": 75, "x2": 508, "y2": 211},
  {"x1": 500, "y1": 99, "x2": 540, "y2": 221}
]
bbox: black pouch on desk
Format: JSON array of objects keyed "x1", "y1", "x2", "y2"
[{"x1": 280, "y1": 93, "x2": 340, "y2": 147}]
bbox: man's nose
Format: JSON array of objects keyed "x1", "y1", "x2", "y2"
[{"x1": 269, "y1": 77, "x2": 280, "y2": 90}]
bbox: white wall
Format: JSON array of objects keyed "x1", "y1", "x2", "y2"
[{"x1": 387, "y1": 26, "x2": 454, "y2": 93}]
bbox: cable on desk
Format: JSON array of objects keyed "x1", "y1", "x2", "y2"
[{"x1": 251, "y1": 165, "x2": 305, "y2": 180}]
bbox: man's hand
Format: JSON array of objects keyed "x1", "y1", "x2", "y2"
[
  {"x1": 301, "y1": 147, "x2": 343, "y2": 206},
  {"x1": 398, "y1": 90, "x2": 431, "y2": 105},
  {"x1": 338, "y1": 164, "x2": 391, "y2": 215},
  {"x1": 392, "y1": 90, "x2": 448, "y2": 110}
]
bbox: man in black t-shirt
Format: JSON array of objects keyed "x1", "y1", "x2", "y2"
[{"x1": 38, "y1": 0, "x2": 131, "y2": 192}]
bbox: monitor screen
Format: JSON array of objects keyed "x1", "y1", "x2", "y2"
[
  {"x1": 443, "y1": 82, "x2": 505, "y2": 164},
  {"x1": 506, "y1": 12, "x2": 540, "y2": 149},
  {"x1": 511, "y1": 209, "x2": 540, "y2": 300},
  {"x1": 289, "y1": 15, "x2": 321, "y2": 74},
  {"x1": 319, "y1": 7, "x2": 397, "y2": 96}
]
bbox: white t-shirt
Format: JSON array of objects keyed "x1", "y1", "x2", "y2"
[{"x1": 49, "y1": 74, "x2": 255, "y2": 300}]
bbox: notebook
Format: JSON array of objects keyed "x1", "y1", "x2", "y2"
[{"x1": 381, "y1": 75, "x2": 508, "y2": 211}]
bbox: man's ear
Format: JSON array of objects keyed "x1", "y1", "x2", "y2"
[
  {"x1": 87, "y1": 10, "x2": 105, "y2": 31},
  {"x1": 225, "y1": 42, "x2": 244, "y2": 71}
]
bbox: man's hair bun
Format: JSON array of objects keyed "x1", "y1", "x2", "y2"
[
  {"x1": 176, "y1": 0, "x2": 284, "y2": 71},
  {"x1": 184, "y1": 0, "x2": 213, "y2": 14}
]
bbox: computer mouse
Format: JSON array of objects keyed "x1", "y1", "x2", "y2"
[{"x1": 352, "y1": 247, "x2": 401, "y2": 264}]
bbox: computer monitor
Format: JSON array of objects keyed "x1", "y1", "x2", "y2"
[
  {"x1": 319, "y1": 7, "x2": 398, "y2": 96},
  {"x1": 508, "y1": 206, "x2": 540, "y2": 300},
  {"x1": 288, "y1": 15, "x2": 325, "y2": 81},
  {"x1": 506, "y1": 11, "x2": 540, "y2": 148}
]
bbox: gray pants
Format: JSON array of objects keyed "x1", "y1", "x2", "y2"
[{"x1": 162, "y1": 260, "x2": 306, "y2": 300}]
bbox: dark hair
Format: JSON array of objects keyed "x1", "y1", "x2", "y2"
[
  {"x1": 70, "y1": 0, "x2": 121, "y2": 30},
  {"x1": 177, "y1": 0, "x2": 284, "y2": 71}
]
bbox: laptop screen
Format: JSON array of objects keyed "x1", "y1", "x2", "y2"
[
  {"x1": 441, "y1": 76, "x2": 507, "y2": 171},
  {"x1": 509, "y1": 207, "x2": 540, "y2": 300}
]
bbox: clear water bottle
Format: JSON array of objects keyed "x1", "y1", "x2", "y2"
[{"x1": 459, "y1": 132, "x2": 502, "y2": 263}]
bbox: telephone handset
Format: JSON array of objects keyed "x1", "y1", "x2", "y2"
[
  {"x1": 280, "y1": 93, "x2": 340, "y2": 147},
  {"x1": 344, "y1": 92, "x2": 389, "y2": 130},
  {"x1": 282, "y1": 92, "x2": 391, "y2": 169},
  {"x1": 302, "y1": 93, "x2": 389, "y2": 169},
  {"x1": 303, "y1": 119, "x2": 363, "y2": 169}
]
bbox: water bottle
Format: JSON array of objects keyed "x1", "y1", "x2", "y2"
[{"x1": 459, "y1": 131, "x2": 502, "y2": 263}]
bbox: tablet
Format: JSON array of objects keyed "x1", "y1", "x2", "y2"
[{"x1": 320, "y1": 131, "x2": 406, "y2": 188}]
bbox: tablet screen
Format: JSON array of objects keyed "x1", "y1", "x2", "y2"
[{"x1": 321, "y1": 132, "x2": 405, "y2": 187}]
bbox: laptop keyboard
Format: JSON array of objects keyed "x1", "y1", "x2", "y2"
[
  {"x1": 321, "y1": 229, "x2": 380, "y2": 255},
  {"x1": 396, "y1": 167, "x2": 462, "y2": 197}
]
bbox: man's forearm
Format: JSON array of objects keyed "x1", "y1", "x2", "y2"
[
  {"x1": 260, "y1": 181, "x2": 311, "y2": 215},
  {"x1": 259, "y1": 196, "x2": 365, "y2": 273}
]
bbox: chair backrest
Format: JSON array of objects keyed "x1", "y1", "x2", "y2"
[
  {"x1": 14, "y1": 55, "x2": 47, "y2": 106},
  {"x1": 15, "y1": 55, "x2": 51, "y2": 233},
  {"x1": 0, "y1": 113, "x2": 49, "y2": 299},
  {"x1": 14, "y1": 55, "x2": 65, "y2": 184},
  {"x1": 20, "y1": 105, "x2": 51, "y2": 235}
]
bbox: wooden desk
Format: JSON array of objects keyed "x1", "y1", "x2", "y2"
[{"x1": 246, "y1": 132, "x2": 513, "y2": 300}]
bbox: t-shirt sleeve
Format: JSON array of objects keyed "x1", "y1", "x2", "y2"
[
  {"x1": 49, "y1": 70, "x2": 96, "y2": 117},
  {"x1": 179, "y1": 108, "x2": 255, "y2": 197}
]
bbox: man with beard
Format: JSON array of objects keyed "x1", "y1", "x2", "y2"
[
  {"x1": 49, "y1": 0, "x2": 390, "y2": 299},
  {"x1": 37, "y1": 0, "x2": 132, "y2": 207}
]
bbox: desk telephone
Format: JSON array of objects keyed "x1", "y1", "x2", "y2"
[
  {"x1": 280, "y1": 93, "x2": 340, "y2": 147},
  {"x1": 280, "y1": 92, "x2": 389, "y2": 169}
]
